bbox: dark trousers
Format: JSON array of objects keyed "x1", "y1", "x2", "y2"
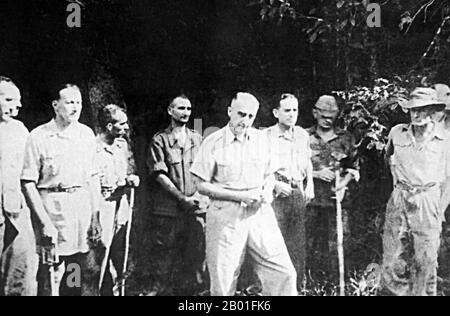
[
  {"x1": 99, "y1": 225, "x2": 127, "y2": 296},
  {"x1": 272, "y1": 189, "x2": 306, "y2": 286},
  {"x1": 37, "y1": 251, "x2": 99, "y2": 296},
  {"x1": 147, "y1": 214, "x2": 206, "y2": 296},
  {"x1": 306, "y1": 205, "x2": 350, "y2": 280}
]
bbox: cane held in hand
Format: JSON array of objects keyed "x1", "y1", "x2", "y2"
[{"x1": 120, "y1": 187, "x2": 135, "y2": 296}]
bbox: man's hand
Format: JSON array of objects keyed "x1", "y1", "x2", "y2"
[
  {"x1": 41, "y1": 222, "x2": 58, "y2": 246},
  {"x1": 333, "y1": 180, "x2": 348, "y2": 203},
  {"x1": 179, "y1": 196, "x2": 200, "y2": 213},
  {"x1": 304, "y1": 184, "x2": 315, "y2": 202},
  {"x1": 239, "y1": 189, "x2": 264, "y2": 210},
  {"x1": 126, "y1": 175, "x2": 140, "y2": 188},
  {"x1": 88, "y1": 212, "x2": 102, "y2": 247},
  {"x1": 315, "y1": 168, "x2": 336, "y2": 183},
  {"x1": 274, "y1": 181, "x2": 293, "y2": 198}
]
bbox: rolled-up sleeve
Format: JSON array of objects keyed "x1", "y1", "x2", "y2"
[
  {"x1": 21, "y1": 134, "x2": 40, "y2": 183},
  {"x1": 190, "y1": 138, "x2": 215, "y2": 183},
  {"x1": 147, "y1": 136, "x2": 169, "y2": 177}
]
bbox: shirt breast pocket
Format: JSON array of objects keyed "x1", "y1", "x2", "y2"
[
  {"x1": 216, "y1": 159, "x2": 236, "y2": 183},
  {"x1": 426, "y1": 142, "x2": 445, "y2": 170},
  {"x1": 42, "y1": 155, "x2": 61, "y2": 177}
]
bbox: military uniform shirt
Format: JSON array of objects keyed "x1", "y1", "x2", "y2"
[
  {"x1": 308, "y1": 126, "x2": 359, "y2": 207},
  {"x1": 148, "y1": 126, "x2": 202, "y2": 217}
]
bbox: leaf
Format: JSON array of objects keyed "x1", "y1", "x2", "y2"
[
  {"x1": 337, "y1": 0, "x2": 345, "y2": 9},
  {"x1": 309, "y1": 32, "x2": 318, "y2": 43}
]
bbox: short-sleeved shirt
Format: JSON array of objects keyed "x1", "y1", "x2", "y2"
[
  {"x1": 22, "y1": 120, "x2": 97, "y2": 188},
  {"x1": 308, "y1": 126, "x2": 359, "y2": 207},
  {"x1": 266, "y1": 125, "x2": 311, "y2": 183},
  {"x1": 190, "y1": 126, "x2": 272, "y2": 191},
  {"x1": 21, "y1": 120, "x2": 97, "y2": 256},
  {"x1": 0, "y1": 119, "x2": 29, "y2": 224},
  {"x1": 96, "y1": 137, "x2": 135, "y2": 190},
  {"x1": 96, "y1": 136, "x2": 135, "y2": 241},
  {"x1": 388, "y1": 124, "x2": 450, "y2": 187},
  {"x1": 147, "y1": 126, "x2": 202, "y2": 217}
]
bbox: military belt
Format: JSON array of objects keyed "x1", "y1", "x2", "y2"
[
  {"x1": 395, "y1": 181, "x2": 438, "y2": 194},
  {"x1": 40, "y1": 186, "x2": 83, "y2": 194}
]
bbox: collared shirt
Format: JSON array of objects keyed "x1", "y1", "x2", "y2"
[
  {"x1": 0, "y1": 119, "x2": 29, "y2": 224},
  {"x1": 308, "y1": 125, "x2": 359, "y2": 207},
  {"x1": 147, "y1": 125, "x2": 202, "y2": 217},
  {"x1": 96, "y1": 136, "x2": 136, "y2": 190},
  {"x1": 266, "y1": 124, "x2": 311, "y2": 183},
  {"x1": 21, "y1": 120, "x2": 97, "y2": 188},
  {"x1": 190, "y1": 126, "x2": 272, "y2": 191},
  {"x1": 388, "y1": 124, "x2": 450, "y2": 187},
  {"x1": 21, "y1": 119, "x2": 98, "y2": 256}
]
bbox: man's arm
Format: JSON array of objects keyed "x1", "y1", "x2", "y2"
[
  {"x1": 156, "y1": 173, "x2": 198, "y2": 210},
  {"x1": 304, "y1": 137, "x2": 315, "y2": 200},
  {"x1": 196, "y1": 179, "x2": 262, "y2": 206},
  {"x1": 440, "y1": 179, "x2": 450, "y2": 214},
  {"x1": 21, "y1": 181, "x2": 57, "y2": 243}
]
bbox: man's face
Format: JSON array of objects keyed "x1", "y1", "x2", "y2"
[
  {"x1": 228, "y1": 100, "x2": 259, "y2": 136},
  {"x1": 0, "y1": 82, "x2": 22, "y2": 121},
  {"x1": 313, "y1": 108, "x2": 338, "y2": 130},
  {"x1": 432, "y1": 109, "x2": 446, "y2": 123},
  {"x1": 274, "y1": 98, "x2": 298, "y2": 128},
  {"x1": 107, "y1": 110, "x2": 129, "y2": 139},
  {"x1": 169, "y1": 98, "x2": 192, "y2": 125},
  {"x1": 410, "y1": 106, "x2": 433, "y2": 126},
  {"x1": 53, "y1": 87, "x2": 82, "y2": 124}
]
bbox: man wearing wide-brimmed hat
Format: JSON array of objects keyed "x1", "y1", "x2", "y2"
[{"x1": 382, "y1": 87, "x2": 450, "y2": 296}]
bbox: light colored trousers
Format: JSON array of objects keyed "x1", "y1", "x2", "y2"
[
  {"x1": 206, "y1": 200, "x2": 297, "y2": 296},
  {"x1": 1, "y1": 211, "x2": 38, "y2": 296},
  {"x1": 382, "y1": 187, "x2": 442, "y2": 296}
]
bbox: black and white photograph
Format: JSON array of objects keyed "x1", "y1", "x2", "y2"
[{"x1": 1, "y1": 0, "x2": 450, "y2": 298}]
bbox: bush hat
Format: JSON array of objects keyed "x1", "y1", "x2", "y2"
[{"x1": 404, "y1": 87, "x2": 446, "y2": 109}]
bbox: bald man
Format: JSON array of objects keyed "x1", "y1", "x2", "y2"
[
  {"x1": 0, "y1": 76, "x2": 38, "y2": 296},
  {"x1": 432, "y1": 84, "x2": 450, "y2": 132},
  {"x1": 191, "y1": 92, "x2": 297, "y2": 296}
]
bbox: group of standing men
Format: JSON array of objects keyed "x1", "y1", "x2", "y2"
[
  {"x1": 2, "y1": 74, "x2": 450, "y2": 296},
  {"x1": 0, "y1": 77, "x2": 139, "y2": 296},
  {"x1": 147, "y1": 92, "x2": 360, "y2": 296},
  {"x1": 147, "y1": 85, "x2": 450, "y2": 297}
]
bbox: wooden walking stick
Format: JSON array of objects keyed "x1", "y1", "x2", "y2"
[
  {"x1": 120, "y1": 187, "x2": 135, "y2": 297},
  {"x1": 335, "y1": 170, "x2": 345, "y2": 297}
]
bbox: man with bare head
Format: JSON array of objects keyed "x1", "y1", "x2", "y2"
[
  {"x1": 0, "y1": 76, "x2": 38, "y2": 296},
  {"x1": 21, "y1": 84, "x2": 101, "y2": 296},
  {"x1": 265, "y1": 93, "x2": 314, "y2": 285},
  {"x1": 96, "y1": 104, "x2": 139, "y2": 296},
  {"x1": 147, "y1": 95, "x2": 206, "y2": 296},
  {"x1": 432, "y1": 83, "x2": 450, "y2": 132},
  {"x1": 190, "y1": 92, "x2": 297, "y2": 296}
]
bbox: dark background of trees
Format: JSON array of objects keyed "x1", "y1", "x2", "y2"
[{"x1": 1, "y1": 0, "x2": 450, "y2": 293}]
